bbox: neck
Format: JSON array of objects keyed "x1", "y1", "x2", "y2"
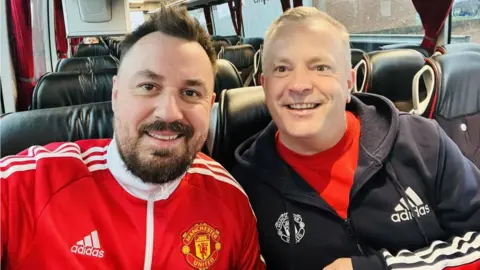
[{"x1": 279, "y1": 117, "x2": 348, "y2": 155}]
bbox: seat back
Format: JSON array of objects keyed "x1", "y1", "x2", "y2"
[
  {"x1": 434, "y1": 43, "x2": 480, "y2": 55},
  {"x1": 362, "y1": 49, "x2": 426, "y2": 112},
  {"x1": 55, "y1": 55, "x2": 119, "y2": 72},
  {"x1": 31, "y1": 69, "x2": 116, "y2": 109},
  {"x1": 75, "y1": 43, "x2": 111, "y2": 57},
  {"x1": 419, "y1": 52, "x2": 480, "y2": 167},
  {"x1": 212, "y1": 39, "x2": 231, "y2": 55},
  {"x1": 214, "y1": 59, "x2": 243, "y2": 101},
  {"x1": 213, "y1": 86, "x2": 271, "y2": 170},
  {"x1": 1, "y1": 102, "x2": 114, "y2": 157},
  {"x1": 380, "y1": 43, "x2": 430, "y2": 57},
  {"x1": 242, "y1": 37, "x2": 263, "y2": 51},
  {"x1": 218, "y1": 45, "x2": 256, "y2": 87}
]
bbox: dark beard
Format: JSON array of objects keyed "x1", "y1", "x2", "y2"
[{"x1": 117, "y1": 120, "x2": 201, "y2": 185}]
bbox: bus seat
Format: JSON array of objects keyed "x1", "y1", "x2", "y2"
[
  {"x1": 434, "y1": 43, "x2": 480, "y2": 55},
  {"x1": 55, "y1": 55, "x2": 119, "y2": 72},
  {"x1": 31, "y1": 69, "x2": 117, "y2": 110},
  {"x1": 253, "y1": 45, "x2": 263, "y2": 86},
  {"x1": 218, "y1": 45, "x2": 256, "y2": 87},
  {"x1": 242, "y1": 37, "x2": 263, "y2": 51},
  {"x1": 212, "y1": 39, "x2": 231, "y2": 55},
  {"x1": 222, "y1": 35, "x2": 242, "y2": 46},
  {"x1": 351, "y1": 49, "x2": 366, "y2": 68},
  {"x1": 214, "y1": 59, "x2": 243, "y2": 101},
  {"x1": 362, "y1": 49, "x2": 425, "y2": 112},
  {"x1": 75, "y1": 43, "x2": 111, "y2": 57},
  {"x1": 416, "y1": 52, "x2": 480, "y2": 167},
  {"x1": 0, "y1": 102, "x2": 114, "y2": 158},
  {"x1": 212, "y1": 86, "x2": 270, "y2": 170},
  {"x1": 379, "y1": 43, "x2": 430, "y2": 57}
]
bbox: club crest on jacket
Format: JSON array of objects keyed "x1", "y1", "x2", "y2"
[
  {"x1": 275, "y1": 213, "x2": 306, "y2": 244},
  {"x1": 182, "y1": 223, "x2": 221, "y2": 269}
]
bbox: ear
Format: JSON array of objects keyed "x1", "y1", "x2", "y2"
[
  {"x1": 111, "y1": 75, "x2": 118, "y2": 112},
  {"x1": 210, "y1": 92, "x2": 216, "y2": 107},
  {"x1": 346, "y1": 69, "x2": 355, "y2": 103}
]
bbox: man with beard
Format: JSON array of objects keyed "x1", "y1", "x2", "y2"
[{"x1": 1, "y1": 5, "x2": 264, "y2": 270}]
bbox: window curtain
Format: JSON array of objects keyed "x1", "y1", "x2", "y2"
[
  {"x1": 203, "y1": 6, "x2": 213, "y2": 35},
  {"x1": 227, "y1": 0, "x2": 243, "y2": 36},
  {"x1": 412, "y1": 0, "x2": 453, "y2": 52},
  {"x1": 54, "y1": 0, "x2": 68, "y2": 59},
  {"x1": 7, "y1": 0, "x2": 34, "y2": 111}
]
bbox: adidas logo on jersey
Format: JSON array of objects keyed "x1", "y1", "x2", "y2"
[
  {"x1": 71, "y1": 230, "x2": 104, "y2": 258},
  {"x1": 391, "y1": 187, "x2": 430, "y2": 223}
]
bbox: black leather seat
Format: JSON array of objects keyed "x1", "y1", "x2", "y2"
[
  {"x1": 435, "y1": 43, "x2": 480, "y2": 55},
  {"x1": 218, "y1": 45, "x2": 256, "y2": 87},
  {"x1": 379, "y1": 43, "x2": 430, "y2": 57},
  {"x1": 75, "y1": 43, "x2": 111, "y2": 57},
  {"x1": 222, "y1": 35, "x2": 242, "y2": 46},
  {"x1": 361, "y1": 49, "x2": 426, "y2": 112},
  {"x1": 351, "y1": 48, "x2": 366, "y2": 68},
  {"x1": 1, "y1": 102, "x2": 114, "y2": 157},
  {"x1": 55, "y1": 56, "x2": 119, "y2": 72},
  {"x1": 31, "y1": 69, "x2": 116, "y2": 109},
  {"x1": 214, "y1": 59, "x2": 242, "y2": 101},
  {"x1": 212, "y1": 86, "x2": 271, "y2": 170},
  {"x1": 212, "y1": 40, "x2": 231, "y2": 55},
  {"x1": 242, "y1": 37, "x2": 263, "y2": 51},
  {"x1": 419, "y1": 52, "x2": 480, "y2": 167}
]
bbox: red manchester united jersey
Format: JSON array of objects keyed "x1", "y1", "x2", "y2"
[{"x1": 1, "y1": 139, "x2": 265, "y2": 270}]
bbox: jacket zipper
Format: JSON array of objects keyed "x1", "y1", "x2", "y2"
[
  {"x1": 143, "y1": 193, "x2": 155, "y2": 270},
  {"x1": 344, "y1": 217, "x2": 365, "y2": 255}
]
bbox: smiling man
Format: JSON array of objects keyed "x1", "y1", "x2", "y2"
[
  {"x1": 232, "y1": 6, "x2": 480, "y2": 270},
  {"x1": 1, "y1": 5, "x2": 264, "y2": 270}
]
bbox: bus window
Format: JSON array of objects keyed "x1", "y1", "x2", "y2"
[
  {"x1": 213, "y1": 3, "x2": 237, "y2": 36},
  {"x1": 450, "y1": 0, "x2": 480, "y2": 43}
]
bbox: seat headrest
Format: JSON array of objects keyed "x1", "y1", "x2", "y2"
[
  {"x1": 212, "y1": 40, "x2": 231, "y2": 54},
  {"x1": 351, "y1": 48, "x2": 366, "y2": 68},
  {"x1": 435, "y1": 43, "x2": 480, "y2": 55},
  {"x1": 365, "y1": 49, "x2": 425, "y2": 106},
  {"x1": 0, "y1": 102, "x2": 113, "y2": 157},
  {"x1": 242, "y1": 37, "x2": 264, "y2": 51},
  {"x1": 75, "y1": 43, "x2": 111, "y2": 57},
  {"x1": 379, "y1": 43, "x2": 430, "y2": 57},
  {"x1": 218, "y1": 45, "x2": 256, "y2": 70},
  {"x1": 430, "y1": 52, "x2": 480, "y2": 119},
  {"x1": 214, "y1": 59, "x2": 242, "y2": 100},
  {"x1": 213, "y1": 86, "x2": 271, "y2": 170},
  {"x1": 223, "y1": 35, "x2": 242, "y2": 46},
  {"x1": 31, "y1": 69, "x2": 116, "y2": 109},
  {"x1": 55, "y1": 55, "x2": 119, "y2": 72}
]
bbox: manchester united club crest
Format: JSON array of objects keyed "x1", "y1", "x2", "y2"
[{"x1": 182, "y1": 223, "x2": 221, "y2": 270}]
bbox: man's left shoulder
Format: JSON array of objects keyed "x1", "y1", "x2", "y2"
[
  {"x1": 187, "y1": 153, "x2": 250, "y2": 204},
  {"x1": 397, "y1": 113, "x2": 441, "y2": 142}
]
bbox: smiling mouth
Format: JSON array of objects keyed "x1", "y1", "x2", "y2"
[
  {"x1": 285, "y1": 103, "x2": 321, "y2": 110},
  {"x1": 146, "y1": 132, "x2": 183, "y2": 141}
]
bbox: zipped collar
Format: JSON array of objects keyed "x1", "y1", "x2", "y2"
[{"x1": 106, "y1": 136, "x2": 182, "y2": 201}]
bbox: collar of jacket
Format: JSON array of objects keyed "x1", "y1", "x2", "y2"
[
  {"x1": 235, "y1": 93, "x2": 400, "y2": 200},
  {"x1": 106, "y1": 137, "x2": 183, "y2": 201}
]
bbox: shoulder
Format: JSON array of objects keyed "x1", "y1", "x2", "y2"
[
  {"x1": 187, "y1": 153, "x2": 254, "y2": 214},
  {"x1": 396, "y1": 113, "x2": 441, "y2": 147},
  {"x1": 1, "y1": 139, "x2": 110, "y2": 183}
]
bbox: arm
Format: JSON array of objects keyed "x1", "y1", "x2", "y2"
[
  {"x1": 350, "y1": 123, "x2": 480, "y2": 270},
  {"x1": 237, "y1": 201, "x2": 266, "y2": 270}
]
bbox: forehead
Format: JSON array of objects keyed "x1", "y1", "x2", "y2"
[
  {"x1": 265, "y1": 20, "x2": 343, "y2": 62},
  {"x1": 120, "y1": 32, "x2": 214, "y2": 84}
]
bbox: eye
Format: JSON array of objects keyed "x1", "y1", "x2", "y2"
[
  {"x1": 275, "y1": 66, "x2": 287, "y2": 72},
  {"x1": 140, "y1": 84, "x2": 156, "y2": 91},
  {"x1": 316, "y1": 65, "x2": 331, "y2": 72},
  {"x1": 183, "y1": 89, "x2": 199, "y2": 97}
]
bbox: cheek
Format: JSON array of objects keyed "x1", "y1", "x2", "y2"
[
  {"x1": 183, "y1": 104, "x2": 210, "y2": 135},
  {"x1": 115, "y1": 94, "x2": 154, "y2": 130}
]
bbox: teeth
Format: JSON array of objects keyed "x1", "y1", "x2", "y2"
[
  {"x1": 148, "y1": 133, "x2": 179, "y2": 140},
  {"x1": 288, "y1": 103, "x2": 317, "y2": 109}
]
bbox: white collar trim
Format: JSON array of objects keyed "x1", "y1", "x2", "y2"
[{"x1": 106, "y1": 137, "x2": 182, "y2": 201}]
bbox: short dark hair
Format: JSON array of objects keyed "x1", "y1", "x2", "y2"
[{"x1": 120, "y1": 4, "x2": 216, "y2": 69}]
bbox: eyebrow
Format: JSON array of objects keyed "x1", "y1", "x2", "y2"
[
  {"x1": 185, "y1": 79, "x2": 206, "y2": 89},
  {"x1": 135, "y1": 69, "x2": 164, "y2": 81}
]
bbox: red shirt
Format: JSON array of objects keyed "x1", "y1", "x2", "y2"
[
  {"x1": 1, "y1": 139, "x2": 265, "y2": 270},
  {"x1": 276, "y1": 112, "x2": 361, "y2": 219}
]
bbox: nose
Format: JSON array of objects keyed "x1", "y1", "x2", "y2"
[
  {"x1": 288, "y1": 68, "x2": 313, "y2": 94},
  {"x1": 153, "y1": 91, "x2": 183, "y2": 122}
]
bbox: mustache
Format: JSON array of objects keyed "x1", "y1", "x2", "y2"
[{"x1": 140, "y1": 120, "x2": 194, "y2": 139}]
